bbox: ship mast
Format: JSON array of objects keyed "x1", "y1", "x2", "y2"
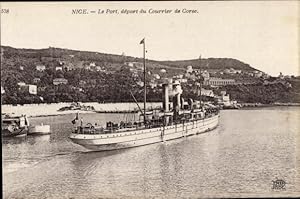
[
  {"x1": 140, "y1": 38, "x2": 146, "y2": 124},
  {"x1": 199, "y1": 55, "x2": 202, "y2": 108}
]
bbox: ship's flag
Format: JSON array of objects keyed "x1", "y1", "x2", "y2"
[
  {"x1": 140, "y1": 38, "x2": 145, "y2": 44},
  {"x1": 72, "y1": 112, "x2": 79, "y2": 124}
]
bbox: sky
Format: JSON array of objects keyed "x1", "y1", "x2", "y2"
[{"x1": 1, "y1": 1, "x2": 299, "y2": 76}]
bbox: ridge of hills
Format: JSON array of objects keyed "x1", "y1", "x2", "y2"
[{"x1": 1, "y1": 46, "x2": 257, "y2": 74}]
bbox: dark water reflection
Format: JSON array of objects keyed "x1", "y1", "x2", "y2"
[{"x1": 2, "y1": 107, "x2": 300, "y2": 198}]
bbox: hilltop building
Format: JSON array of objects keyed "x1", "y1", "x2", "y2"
[
  {"x1": 64, "y1": 62, "x2": 74, "y2": 71},
  {"x1": 36, "y1": 65, "x2": 46, "y2": 71},
  {"x1": 84, "y1": 65, "x2": 91, "y2": 70},
  {"x1": 95, "y1": 66, "x2": 103, "y2": 72},
  {"x1": 201, "y1": 70, "x2": 210, "y2": 81},
  {"x1": 17, "y1": 82, "x2": 26, "y2": 86},
  {"x1": 89, "y1": 62, "x2": 96, "y2": 67},
  {"x1": 53, "y1": 78, "x2": 68, "y2": 85},
  {"x1": 19, "y1": 84, "x2": 37, "y2": 95},
  {"x1": 278, "y1": 72, "x2": 284, "y2": 79},
  {"x1": 149, "y1": 81, "x2": 158, "y2": 89},
  {"x1": 79, "y1": 80, "x2": 86, "y2": 87},
  {"x1": 186, "y1": 65, "x2": 193, "y2": 73},
  {"x1": 137, "y1": 81, "x2": 144, "y2": 87},
  {"x1": 55, "y1": 66, "x2": 63, "y2": 71},
  {"x1": 160, "y1": 69, "x2": 166, "y2": 73},
  {"x1": 126, "y1": 62, "x2": 134, "y2": 67},
  {"x1": 1, "y1": 86, "x2": 5, "y2": 94},
  {"x1": 203, "y1": 77, "x2": 236, "y2": 86},
  {"x1": 224, "y1": 68, "x2": 242, "y2": 74},
  {"x1": 254, "y1": 71, "x2": 263, "y2": 78},
  {"x1": 33, "y1": 78, "x2": 41, "y2": 84},
  {"x1": 153, "y1": 74, "x2": 160, "y2": 79}
]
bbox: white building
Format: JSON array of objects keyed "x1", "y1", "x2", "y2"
[
  {"x1": 278, "y1": 72, "x2": 284, "y2": 79},
  {"x1": 17, "y1": 82, "x2": 26, "y2": 86},
  {"x1": 33, "y1": 78, "x2": 41, "y2": 83},
  {"x1": 186, "y1": 65, "x2": 193, "y2": 73},
  {"x1": 127, "y1": 62, "x2": 134, "y2": 67},
  {"x1": 53, "y1": 78, "x2": 68, "y2": 85},
  {"x1": 19, "y1": 84, "x2": 37, "y2": 95},
  {"x1": 200, "y1": 88, "x2": 214, "y2": 97},
  {"x1": 95, "y1": 66, "x2": 102, "y2": 71},
  {"x1": 28, "y1": 85, "x2": 37, "y2": 95},
  {"x1": 137, "y1": 81, "x2": 144, "y2": 87},
  {"x1": 55, "y1": 66, "x2": 63, "y2": 71},
  {"x1": 149, "y1": 82, "x2": 157, "y2": 89},
  {"x1": 179, "y1": 78, "x2": 188, "y2": 83},
  {"x1": 201, "y1": 70, "x2": 210, "y2": 81},
  {"x1": 254, "y1": 71, "x2": 263, "y2": 78},
  {"x1": 160, "y1": 69, "x2": 166, "y2": 73},
  {"x1": 84, "y1": 65, "x2": 91, "y2": 70},
  {"x1": 219, "y1": 91, "x2": 230, "y2": 106},
  {"x1": 36, "y1": 65, "x2": 46, "y2": 71},
  {"x1": 203, "y1": 78, "x2": 236, "y2": 86},
  {"x1": 89, "y1": 62, "x2": 96, "y2": 67},
  {"x1": 224, "y1": 68, "x2": 242, "y2": 74},
  {"x1": 1, "y1": 86, "x2": 5, "y2": 94},
  {"x1": 153, "y1": 74, "x2": 160, "y2": 79}
]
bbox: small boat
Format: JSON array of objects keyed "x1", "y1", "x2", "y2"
[
  {"x1": 28, "y1": 123, "x2": 51, "y2": 135},
  {"x1": 1, "y1": 114, "x2": 29, "y2": 137}
]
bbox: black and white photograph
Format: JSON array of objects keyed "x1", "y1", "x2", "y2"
[{"x1": 1, "y1": 1, "x2": 299, "y2": 198}]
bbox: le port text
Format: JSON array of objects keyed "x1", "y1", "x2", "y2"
[{"x1": 71, "y1": 8, "x2": 198, "y2": 15}]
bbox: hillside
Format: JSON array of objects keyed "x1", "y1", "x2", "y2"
[
  {"x1": 2, "y1": 45, "x2": 299, "y2": 105},
  {"x1": 0, "y1": 46, "x2": 256, "y2": 74}
]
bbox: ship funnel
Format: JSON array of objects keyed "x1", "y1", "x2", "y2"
[
  {"x1": 171, "y1": 80, "x2": 183, "y2": 111},
  {"x1": 163, "y1": 79, "x2": 183, "y2": 112},
  {"x1": 162, "y1": 83, "x2": 169, "y2": 112}
]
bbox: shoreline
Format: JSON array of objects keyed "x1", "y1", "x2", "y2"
[
  {"x1": 2, "y1": 102, "x2": 299, "y2": 118},
  {"x1": 240, "y1": 102, "x2": 300, "y2": 108}
]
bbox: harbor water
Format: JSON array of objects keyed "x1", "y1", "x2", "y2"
[{"x1": 2, "y1": 107, "x2": 300, "y2": 198}]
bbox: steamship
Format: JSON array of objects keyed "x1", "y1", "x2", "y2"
[{"x1": 69, "y1": 39, "x2": 220, "y2": 151}]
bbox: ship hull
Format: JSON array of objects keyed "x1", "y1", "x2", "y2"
[{"x1": 70, "y1": 114, "x2": 219, "y2": 151}]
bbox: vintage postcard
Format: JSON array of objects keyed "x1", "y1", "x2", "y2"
[{"x1": 1, "y1": 1, "x2": 299, "y2": 198}]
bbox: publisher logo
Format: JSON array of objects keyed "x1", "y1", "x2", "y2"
[{"x1": 272, "y1": 178, "x2": 286, "y2": 191}]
